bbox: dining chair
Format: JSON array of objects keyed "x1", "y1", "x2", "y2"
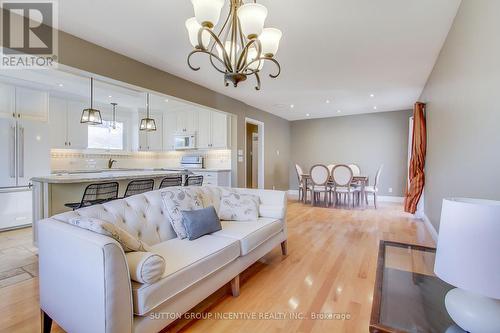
[
  {"x1": 64, "y1": 182, "x2": 119, "y2": 210},
  {"x1": 295, "y1": 164, "x2": 307, "y2": 202},
  {"x1": 123, "y1": 179, "x2": 155, "y2": 198},
  {"x1": 308, "y1": 164, "x2": 330, "y2": 207},
  {"x1": 185, "y1": 175, "x2": 204, "y2": 186},
  {"x1": 348, "y1": 164, "x2": 361, "y2": 176},
  {"x1": 364, "y1": 165, "x2": 383, "y2": 209},
  {"x1": 327, "y1": 164, "x2": 336, "y2": 174},
  {"x1": 331, "y1": 164, "x2": 359, "y2": 207},
  {"x1": 159, "y1": 174, "x2": 183, "y2": 189}
]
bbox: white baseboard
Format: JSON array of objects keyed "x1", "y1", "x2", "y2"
[
  {"x1": 287, "y1": 190, "x2": 403, "y2": 203},
  {"x1": 418, "y1": 213, "x2": 438, "y2": 243}
]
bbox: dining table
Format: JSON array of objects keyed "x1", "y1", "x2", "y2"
[{"x1": 301, "y1": 174, "x2": 369, "y2": 206}]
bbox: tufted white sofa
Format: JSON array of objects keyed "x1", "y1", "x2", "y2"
[{"x1": 37, "y1": 186, "x2": 287, "y2": 333}]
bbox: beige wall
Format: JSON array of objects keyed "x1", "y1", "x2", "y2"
[
  {"x1": 53, "y1": 31, "x2": 290, "y2": 190},
  {"x1": 419, "y1": 0, "x2": 500, "y2": 230},
  {"x1": 290, "y1": 110, "x2": 412, "y2": 196}
]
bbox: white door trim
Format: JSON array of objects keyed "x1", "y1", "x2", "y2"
[{"x1": 245, "y1": 117, "x2": 264, "y2": 189}]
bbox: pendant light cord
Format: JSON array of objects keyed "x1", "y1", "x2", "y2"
[{"x1": 90, "y1": 77, "x2": 94, "y2": 109}]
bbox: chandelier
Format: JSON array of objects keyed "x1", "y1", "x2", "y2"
[{"x1": 185, "y1": 0, "x2": 282, "y2": 90}]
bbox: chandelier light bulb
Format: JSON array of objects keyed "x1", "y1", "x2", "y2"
[
  {"x1": 259, "y1": 28, "x2": 282, "y2": 57},
  {"x1": 237, "y1": 3, "x2": 268, "y2": 39},
  {"x1": 191, "y1": 0, "x2": 224, "y2": 28}
]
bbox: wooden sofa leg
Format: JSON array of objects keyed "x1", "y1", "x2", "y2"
[
  {"x1": 281, "y1": 240, "x2": 288, "y2": 255},
  {"x1": 230, "y1": 275, "x2": 240, "y2": 297},
  {"x1": 40, "y1": 310, "x2": 52, "y2": 333}
]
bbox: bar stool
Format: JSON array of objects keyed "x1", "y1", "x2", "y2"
[
  {"x1": 159, "y1": 175, "x2": 183, "y2": 189},
  {"x1": 184, "y1": 175, "x2": 203, "y2": 186},
  {"x1": 123, "y1": 179, "x2": 154, "y2": 198},
  {"x1": 64, "y1": 182, "x2": 119, "y2": 210}
]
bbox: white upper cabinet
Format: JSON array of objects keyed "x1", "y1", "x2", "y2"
[
  {"x1": 138, "y1": 110, "x2": 163, "y2": 151},
  {"x1": 15, "y1": 87, "x2": 48, "y2": 121},
  {"x1": 176, "y1": 109, "x2": 198, "y2": 133},
  {"x1": 0, "y1": 83, "x2": 15, "y2": 119},
  {"x1": 211, "y1": 111, "x2": 228, "y2": 148},
  {"x1": 196, "y1": 109, "x2": 229, "y2": 149},
  {"x1": 163, "y1": 110, "x2": 178, "y2": 151},
  {"x1": 48, "y1": 96, "x2": 88, "y2": 149}
]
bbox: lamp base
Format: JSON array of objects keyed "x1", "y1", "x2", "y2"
[{"x1": 445, "y1": 288, "x2": 500, "y2": 333}]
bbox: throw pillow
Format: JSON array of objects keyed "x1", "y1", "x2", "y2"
[
  {"x1": 161, "y1": 187, "x2": 203, "y2": 239},
  {"x1": 126, "y1": 251, "x2": 166, "y2": 284},
  {"x1": 181, "y1": 206, "x2": 222, "y2": 240},
  {"x1": 219, "y1": 189, "x2": 260, "y2": 221},
  {"x1": 68, "y1": 217, "x2": 151, "y2": 252},
  {"x1": 190, "y1": 186, "x2": 222, "y2": 214}
]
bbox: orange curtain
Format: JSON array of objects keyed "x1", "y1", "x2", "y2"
[{"x1": 405, "y1": 102, "x2": 426, "y2": 213}]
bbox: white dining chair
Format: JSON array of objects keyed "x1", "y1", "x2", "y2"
[
  {"x1": 308, "y1": 164, "x2": 330, "y2": 206},
  {"x1": 364, "y1": 165, "x2": 383, "y2": 209},
  {"x1": 295, "y1": 164, "x2": 310, "y2": 202},
  {"x1": 327, "y1": 164, "x2": 336, "y2": 174},
  {"x1": 332, "y1": 164, "x2": 360, "y2": 207},
  {"x1": 348, "y1": 164, "x2": 361, "y2": 176}
]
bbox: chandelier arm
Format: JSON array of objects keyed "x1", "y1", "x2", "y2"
[
  {"x1": 265, "y1": 57, "x2": 282, "y2": 78},
  {"x1": 241, "y1": 57, "x2": 281, "y2": 78},
  {"x1": 187, "y1": 49, "x2": 227, "y2": 74},
  {"x1": 202, "y1": 27, "x2": 233, "y2": 71},
  {"x1": 236, "y1": 39, "x2": 257, "y2": 72},
  {"x1": 208, "y1": 6, "x2": 231, "y2": 57},
  {"x1": 254, "y1": 72, "x2": 261, "y2": 91}
]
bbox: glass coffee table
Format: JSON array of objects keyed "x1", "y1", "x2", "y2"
[{"x1": 369, "y1": 241, "x2": 466, "y2": 333}]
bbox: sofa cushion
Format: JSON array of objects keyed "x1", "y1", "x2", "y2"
[
  {"x1": 126, "y1": 251, "x2": 166, "y2": 284},
  {"x1": 131, "y1": 235, "x2": 239, "y2": 315},
  {"x1": 161, "y1": 187, "x2": 204, "y2": 239},
  {"x1": 181, "y1": 206, "x2": 222, "y2": 240},
  {"x1": 218, "y1": 189, "x2": 260, "y2": 221},
  {"x1": 211, "y1": 218, "x2": 283, "y2": 255}
]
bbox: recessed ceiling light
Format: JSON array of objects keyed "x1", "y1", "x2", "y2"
[
  {"x1": 290, "y1": 104, "x2": 294, "y2": 109},
  {"x1": 373, "y1": 106, "x2": 377, "y2": 110},
  {"x1": 337, "y1": 110, "x2": 341, "y2": 113},
  {"x1": 326, "y1": 99, "x2": 330, "y2": 104},
  {"x1": 58, "y1": 83, "x2": 63, "y2": 87},
  {"x1": 165, "y1": 99, "x2": 169, "y2": 102},
  {"x1": 306, "y1": 113, "x2": 310, "y2": 117},
  {"x1": 370, "y1": 94, "x2": 375, "y2": 98},
  {"x1": 108, "y1": 95, "x2": 112, "y2": 98}
]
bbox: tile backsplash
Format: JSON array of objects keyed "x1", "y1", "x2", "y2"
[{"x1": 51, "y1": 149, "x2": 232, "y2": 172}]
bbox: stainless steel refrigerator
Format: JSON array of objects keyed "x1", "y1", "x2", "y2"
[{"x1": 0, "y1": 83, "x2": 50, "y2": 231}]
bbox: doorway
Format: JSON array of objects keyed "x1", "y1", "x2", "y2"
[{"x1": 245, "y1": 118, "x2": 264, "y2": 189}]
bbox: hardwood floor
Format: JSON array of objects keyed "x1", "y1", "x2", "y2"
[{"x1": 0, "y1": 200, "x2": 434, "y2": 333}]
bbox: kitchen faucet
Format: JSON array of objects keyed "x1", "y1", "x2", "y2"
[{"x1": 108, "y1": 158, "x2": 117, "y2": 169}]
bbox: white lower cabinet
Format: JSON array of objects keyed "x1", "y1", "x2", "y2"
[{"x1": 192, "y1": 170, "x2": 231, "y2": 186}]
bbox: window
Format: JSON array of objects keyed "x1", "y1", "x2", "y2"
[{"x1": 88, "y1": 120, "x2": 124, "y2": 150}]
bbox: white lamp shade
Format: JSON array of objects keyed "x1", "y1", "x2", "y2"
[
  {"x1": 185, "y1": 17, "x2": 210, "y2": 48},
  {"x1": 434, "y1": 198, "x2": 500, "y2": 300},
  {"x1": 237, "y1": 3, "x2": 267, "y2": 39},
  {"x1": 191, "y1": 0, "x2": 224, "y2": 28},
  {"x1": 259, "y1": 28, "x2": 282, "y2": 57},
  {"x1": 246, "y1": 47, "x2": 264, "y2": 70},
  {"x1": 216, "y1": 41, "x2": 240, "y2": 64}
]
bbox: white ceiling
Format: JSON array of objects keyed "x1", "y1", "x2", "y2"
[{"x1": 55, "y1": 0, "x2": 461, "y2": 120}]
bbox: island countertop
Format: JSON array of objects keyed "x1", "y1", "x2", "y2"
[{"x1": 31, "y1": 169, "x2": 185, "y2": 184}]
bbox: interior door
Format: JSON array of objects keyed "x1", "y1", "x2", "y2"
[
  {"x1": 17, "y1": 118, "x2": 50, "y2": 187},
  {"x1": 0, "y1": 117, "x2": 17, "y2": 188},
  {"x1": 67, "y1": 100, "x2": 88, "y2": 149}
]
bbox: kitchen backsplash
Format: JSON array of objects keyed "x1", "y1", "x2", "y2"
[{"x1": 51, "y1": 149, "x2": 232, "y2": 171}]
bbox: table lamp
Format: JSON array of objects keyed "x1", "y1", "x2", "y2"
[{"x1": 434, "y1": 198, "x2": 500, "y2": 333}]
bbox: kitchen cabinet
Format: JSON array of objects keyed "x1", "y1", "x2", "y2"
[
  {"x1": 139, "y1": 111, "x2": 163, "y2": 151},
  {"x1": 197, "y1": 109, "x2": 229, "y2": 149},
  {"x1": 192, "y1": 170, "x2": 231, "y2": 186},
  {"x1": 0, "y1": 83, "x2": 48, "y2": 121},
  {"x1": 49, "y1": 96, "x2": 88, "y2": 149},
  {"x1": 176, "y1": 109, "x2": 198, "y2": 133},
  {"x1": 163, "y1": 110, "x2": 178, "y2": 151}
]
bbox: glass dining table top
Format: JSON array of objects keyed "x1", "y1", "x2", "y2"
[{"x1": 370, "y1": 241, "x2": 465, "y2": 333}]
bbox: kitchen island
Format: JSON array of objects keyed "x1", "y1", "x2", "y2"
[{"x1": 31, "y1": 169, "x2": 185, "y2": 244}]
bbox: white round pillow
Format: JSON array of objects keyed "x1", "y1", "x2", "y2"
[{"x1": 126, "y1": 252, "x2": 166, "y2": 284}]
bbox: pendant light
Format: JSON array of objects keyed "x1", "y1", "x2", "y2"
[
  {"x1": 110, "y1": 102, "x2": 118, "y2": 133},
  {"x1": 139, "y1": 93, "x2": 156, "y2": 131},
  {"x1": 80, "y1": 77, "x2": 102, "y2": 125}
]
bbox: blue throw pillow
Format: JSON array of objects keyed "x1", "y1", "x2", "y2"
[{"x1": 181, "y1": 206, "x2": 222, "y2": 240}]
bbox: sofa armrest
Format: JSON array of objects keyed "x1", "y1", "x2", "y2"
[{"x1": 38, "y1": 218, "x2": 133, "y2": 333}]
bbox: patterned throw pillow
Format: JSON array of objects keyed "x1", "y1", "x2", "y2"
[
  {"x1": 190, "y1": 186, "x2": 222, "y2": 214},
  {"x1": 219, "y1": 189, "x2": 260, "y2": 221},
  {"x1": 161, "y1": 187, "x2": 203, "y2": 239},
  {"x1": 68, "y1": 217, "x2": 151, "y2": 252}
]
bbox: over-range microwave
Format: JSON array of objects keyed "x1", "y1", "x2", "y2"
[{"x1": 173, "y1": 134, "x2": 196, "y2": 150}]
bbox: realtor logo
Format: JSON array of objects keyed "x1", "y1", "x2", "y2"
[{"x1": 1, "y1": 1, "x2": 58, "y2": 68}]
